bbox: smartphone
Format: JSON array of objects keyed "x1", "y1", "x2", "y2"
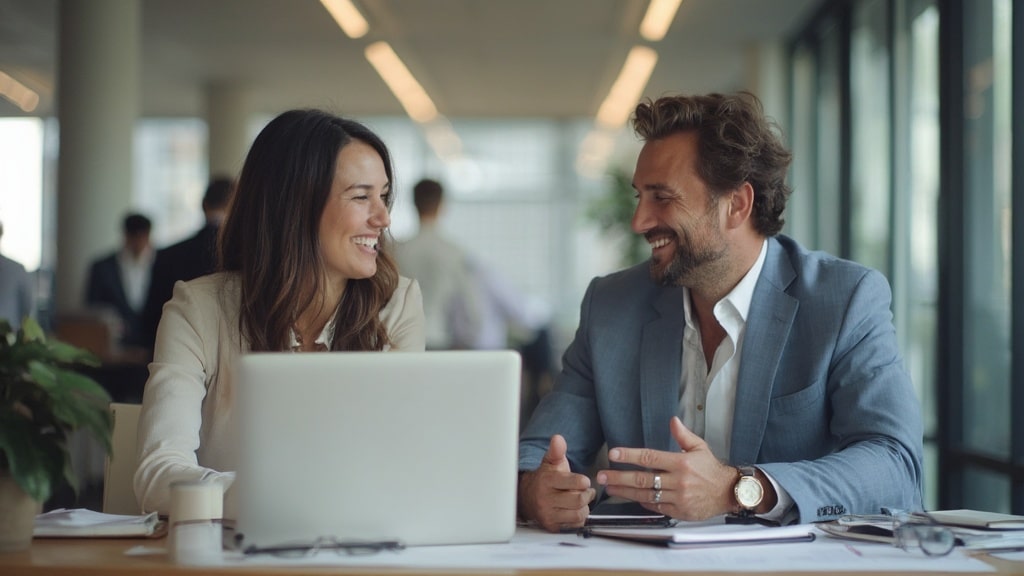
[{"x1": 584, "y1": 515, "x2": 676, "y2": 528}]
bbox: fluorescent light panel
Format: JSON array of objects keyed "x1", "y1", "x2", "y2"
[
  {"x1": 595, "y1": 45, "x2": 658, "y2": 129},
  {"x1": 365, "y1": 41, "x2": 438, "y2": 123},
  {"x1": 640, "y1": 0, "x2": 683, "y2": 41},
  {"x1": 320, "y1": 0, "x2": 369, "y2": 39},
  {"x1": 0, "y1": 70, "x2": 39, "y2": 113}
]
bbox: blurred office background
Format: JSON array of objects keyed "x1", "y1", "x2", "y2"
[{"x1": 0, "y1": 0, "x2": 1019, "y2": 514}]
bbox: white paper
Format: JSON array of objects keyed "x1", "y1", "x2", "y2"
[
  {"x1": 929, "y1": 509, "x2": 1024, "y2": 530},
  {"x1": 34, "y1": 508, "x2": 160, "y2": 538},
  {"x1": 586, "y1": 521, "x2": 815, "y2": 547},
  {"x1": 195, "y1": 526, "x2": 995, "y2": 572}
]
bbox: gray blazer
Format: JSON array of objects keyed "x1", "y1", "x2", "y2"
[{"x1": 519, "y1": 235, "x2": 923, "y2": 523}]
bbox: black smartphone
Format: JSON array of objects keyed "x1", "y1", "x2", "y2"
[{"x1": 584, "y1": 515, "x2": 675, "y2": 528}]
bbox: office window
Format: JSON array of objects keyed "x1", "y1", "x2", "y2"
[
  {"x1": 893, "y1": 0, "x2": 940, "y2": 510},
  {"x1": 0, "y1": 118, "x2": 45, "y2": 271},
  {"x1": 814, "y1": 16, "x2": 843, "y2": 257},
  {"x1": 134, "y1": 120, "x2": 208, "y2": 247},
  {"x1": 849, "y1": 0, "x2": 891, "y2": 276},
  {"x1": 788, "y1": 45, "x2": 817, "y2": 245},
  {"x1": 364, "y1": 118, "x2": 624, "y2": 347},
  {"x1": 960, "y1": 0, "x2": 1012, "y2": 510},
  {"x1": 964, "y1": 467, "x2": 1011, "y2": 512},
  {"x1": 788, "y1": 15, "x2": 844, "y2": 256}
]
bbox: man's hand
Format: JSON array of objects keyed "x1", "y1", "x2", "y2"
[
  {"x1": 595, "y1": 417, "x2": 738, "y2": 521},
  {"x1": 517, "y1": 434, "x2": 596, "y2": 532}
]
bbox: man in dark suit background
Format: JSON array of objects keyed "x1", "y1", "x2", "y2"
[
  {"x1": 85, "y1": 213, "x2": 154, "y2": 348},
  {"x1": 142, "y1": 177, "x2": 235, "y2": 348}
]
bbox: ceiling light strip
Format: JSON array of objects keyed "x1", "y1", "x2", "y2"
[
  {"x1": 0, "y1": 70, "x2": 39, "y2": 113},
  {"x1": 364, "y1": 41, "x2": 439, "y2": 123},
  {"x1": 639, "y1": 0, "x2": 683, "y2": 42},
  {"x1": 595, "y1": 45, "x2": 658, "y2": 129},
  {"x1": 320, "y1": 0, "x2": 369, "y2": 39}
]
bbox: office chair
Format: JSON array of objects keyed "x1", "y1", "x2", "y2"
[{"x1": 102, "y1": 402, "x2": 142, "y2": 515}]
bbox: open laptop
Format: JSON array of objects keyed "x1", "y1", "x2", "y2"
[{"x1": 233, "y1": 350, "x2": 521, "y2": 549}]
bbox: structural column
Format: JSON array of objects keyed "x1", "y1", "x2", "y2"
[
  {"x1": 206, "y1": 82, "x2": 250, "y2": 178},
  {"x1": 55, "y1": 0, "x2": 140, "y2": 314}
]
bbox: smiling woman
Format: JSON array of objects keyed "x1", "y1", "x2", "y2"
[{"x1": 132, "y1": 109, "x2": 426, "y2": 518}]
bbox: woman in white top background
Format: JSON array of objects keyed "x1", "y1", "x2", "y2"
[{"x1": 134, "y1": 109, "x2": 426, "y2": 516}]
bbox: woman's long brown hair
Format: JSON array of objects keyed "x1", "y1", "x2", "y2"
[{"x1": 218, "y1": 109, "x2": 399, "y2": 351}]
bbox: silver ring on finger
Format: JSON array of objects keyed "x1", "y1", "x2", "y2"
[
  {"x1": 653, "y1": 474, "x2": 662, "y2": 491},
  {"x1": 652, "y1": 489, "x2": 662, "y2": 504}
]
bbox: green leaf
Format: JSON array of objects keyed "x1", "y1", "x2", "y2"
[
  {"x1": 0, "y1": 406, "x2": 64, "y2": 503},
  {"x1": 27, "y1": 361, "x2": 58, "y2": 393},
  {"x1": 0, "y1": 318, "x2": 113, "y2": 503},
  {"x1": 19, "y1": 317, "x2": 46, "y2": 343},
  {"x1": 43, "y1": 340, "x2": 101, "y2": 367},
  {"x1": 584, "y1": 168, "x2": 649, "y2": 267},
  {"x1": 0, "y1": 319, "x2": 13, "y2": 342}
]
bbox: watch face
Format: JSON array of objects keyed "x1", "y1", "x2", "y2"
[{"x1": 736, "y1": 476, "x2": 763, "y2": 508}]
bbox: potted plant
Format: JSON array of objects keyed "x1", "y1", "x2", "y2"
[
  {"x1": 586, "y1": 167, "x2": 649, "y2": 268},
  {"x1": 0, "y1": 317, "x2": 112, "y2": 552}
]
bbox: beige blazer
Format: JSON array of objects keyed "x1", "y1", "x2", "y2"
[{"x1": 134, "y1": 272, "x2": 425, "y2": 516}]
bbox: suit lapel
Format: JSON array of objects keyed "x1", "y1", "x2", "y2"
[
  {"x1": 730, "y1": 238, "x2": 798, "y2": 465},
  {"x1": 641, "y1": 285, "x2": 685, "y2": 452}
]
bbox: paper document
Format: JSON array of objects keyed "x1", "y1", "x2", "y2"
[
  {"x1": 929, "y1": 509, "x2": 1024, "y2": 530},
  {"x1": 34, "y1": 508, "x2": 163, "y2": 538},
  {"x1": 213, "y1": 527, "x2": 993, "y2": 572},
  {"x1": 584, "y1": 521, "x2": 815, "y2": 548},
  {"x1": 817, "y1": 517, "x2": 1019, "y2": 552}
]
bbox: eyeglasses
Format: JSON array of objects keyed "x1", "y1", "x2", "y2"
[
  {"x1": 242, "y1": 536, "x2": 405, "y2": 558},
  {"x1": 890, "y1": 511, "x2": 956, "y2": 557},
  {"x1": 839, "y1": 510, "x2": 956, "y2": 557}
]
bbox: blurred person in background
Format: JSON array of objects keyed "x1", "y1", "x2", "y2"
[
  {"x1": 84, "y1": 213, "x2": 154, "y2": 347},
  {"x1": 0, "y1": 220, "x2": 35, "y2": 329},
  {"x1": 395, "y1": 178, "x2": 484, "y2": 350},
  {"x1": 142, "y1": 177, "x2": 235, "y2": 349}
]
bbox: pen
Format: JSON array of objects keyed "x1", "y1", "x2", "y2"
[{"x1": 845, "y1": 544, "x2": 863, "y2": 557}]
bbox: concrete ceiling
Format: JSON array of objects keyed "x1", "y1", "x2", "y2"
[{"x1": 0, "y1": 0, "x2": 822, "y2": 119}]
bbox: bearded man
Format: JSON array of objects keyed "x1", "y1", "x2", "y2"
[{"x1": 517, "y1": 92, "x2": 923, "y2": 532}]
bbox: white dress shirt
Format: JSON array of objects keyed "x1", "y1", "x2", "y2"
[
  {"x1": 117, "y1": 247, "x2": 154, "y2": 313},
  {"x1": 677, "y1": 239, "x2": 794, "y2": 519}
]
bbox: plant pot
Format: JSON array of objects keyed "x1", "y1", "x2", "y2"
[{"x1": 0, "y1": 472, "x2": 41, "y2": 552}]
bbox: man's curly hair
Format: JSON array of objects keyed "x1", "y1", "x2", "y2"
[{"x1": 632, "y1": 92, "x2": 793, "y2": 237}]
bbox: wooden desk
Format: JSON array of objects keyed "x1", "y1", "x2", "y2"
[{"x1": 2, "y1": 538, "x2": 1023, "y2": 576}]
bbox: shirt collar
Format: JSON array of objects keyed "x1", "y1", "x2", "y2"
[
  {"x1": 287, "y1": 310, "x2": 339, "y2": 351},
  {"x1": 682, "y1": 238, "x2": 769, "y2": 326},
  {"x1": 722, "y1": 238, "x2": 768, "y2": 322},
  {"x1": 118, "y1": 246, "x2": 154, "y2": 268}
]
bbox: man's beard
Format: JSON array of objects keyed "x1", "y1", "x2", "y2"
[{"x1": 650, "y1": 218, "x2": 726, "y2": 287}]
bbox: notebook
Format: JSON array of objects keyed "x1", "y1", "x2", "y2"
[{"x1": 232, "y1": 350, "x2": 521, "y2": 548}]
